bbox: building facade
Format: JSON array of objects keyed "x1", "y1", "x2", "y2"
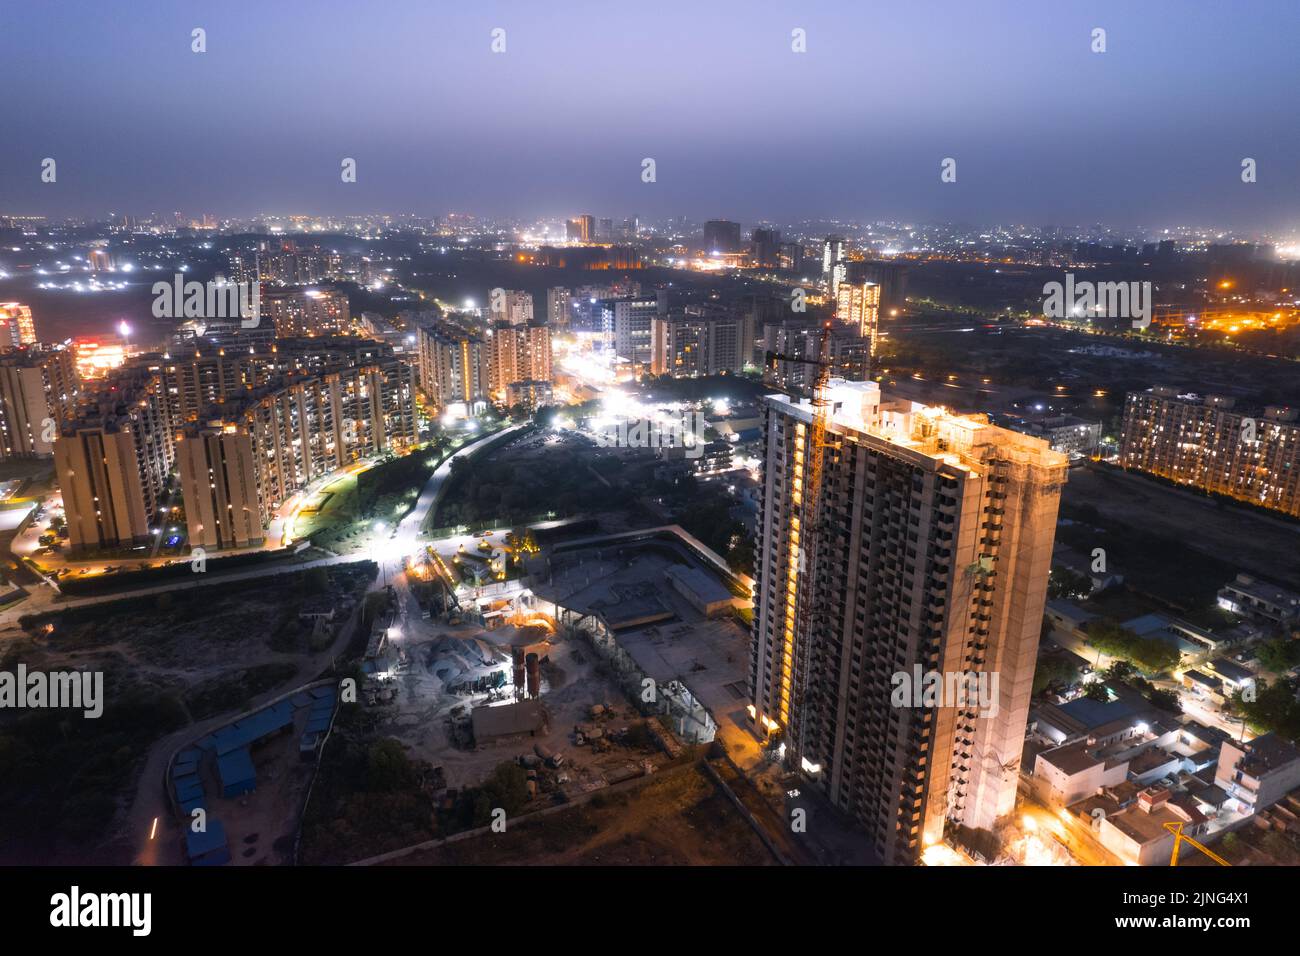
[
  {"x1": 0, "y1": 347, "x2": 78, "y2": 459},
  {"x1": 1120, "y1": 386, "x2": 1300, "y2": 517},
  {"x1": 750, "y1": 380, "x2": 1066, "y2": 863},
  {"x1": 0, "y1": 303, "x2": 38, "y2": 351},
  {"x1": 262, "y1": 288, "x2": 351, "y2": 337},
  {"x1": 55, "y1": 368, "x2": 174, "y2": 552},
  {"x1": 488, "y1": 323, "x2": 552, "y2": 400},
  {"x1": 416, "y1": 321, "x2": 490, "y2": 411}
]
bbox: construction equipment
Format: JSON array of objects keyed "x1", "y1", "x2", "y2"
[
  {"x1": 1164, "y1": 821, "x2": 1230, "y2": 867},
  {"x1": 763, "y1": 321, "x2": 833, "y2": 764}
]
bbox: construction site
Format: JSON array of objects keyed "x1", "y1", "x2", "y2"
[{"x1": 300, "y1": 515, "x2": 767, "y2": 861}]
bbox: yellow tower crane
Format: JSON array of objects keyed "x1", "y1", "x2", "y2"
[
  {"x1": 1164, "y1": 822, "x2": 1231, "y2": 867},
  {"x1": 763, "y1": 320, "x2": 834, "y2": 763}
]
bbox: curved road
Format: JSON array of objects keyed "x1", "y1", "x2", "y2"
[{"x1": 128, "y1": 421, "x2": 530, "y2": 864}]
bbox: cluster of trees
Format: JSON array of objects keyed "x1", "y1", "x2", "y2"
[
  {"x1": 1256, "y1": 637, "x2": 1300, "y2": 675},
  {"x1": 1228, "y1": 679, "x2": 1300, "y2": 740},
  {"x1": 1093, "y1": 660, "x2": 1181, "y2": 713},
  {"x1": 300, "y1": 736, "x2": 437, "y2": 865},
  {"x1": 1085, "y1": 619, "x2": 1181, "y2": 675},
  {"x1": 1032, "y1": 655, "x2": 1081, "y2": 695},
  {"x1": 354, "y1": 448, "x2": 442, "y2": 521},
  {"x1": 465, "y1": 762, "x2": 529, "y2": 828},
  {"x1": 674, "y1": 482, "x2": 754, "y2": 576},
  {"x1": 1047, "y1": 567, "x2": 1093, "y2": 602},
  {"x1": 0, "y1": 683, "x2": 188, "y2": 858}
]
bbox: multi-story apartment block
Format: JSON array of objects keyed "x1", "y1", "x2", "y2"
[
  {"x1": 55, "y1": 367, "x2": 174, "y2": 552},
  {"x1": 822, "y1": 236, "x2": 846, "y2": 295},
  {"x1": 176, "y1": 359, "x2": 414, "y2": 549},
  {"x1": 175, "y1": 423, "x2": 263, "y2": 550},
  {"x1": 488, "y1": 323, "x2": 552, "y2": 399},
  {"x1": 836, "y1": 279, "x2": 882, "y2": 353},
  {"x1": 489, "y1": 289, "x2": 533, "y2": 326},
  {"x1": 262, "y1": 288, "x2": 351, "y2": 337},
  {"x1": 505, "y1": 379, "x2": 553, "y2": 411},
  {"x1": 546, "y1": 287, "x2": 572, "y2": 329},
  {"x1": 1120, "y1": 386, "x2": 1300, "y2": 517},
  {"x1": 157, "y1": 337, "x2": 412, "y2": 432},
  {"x1": 649, "y1": 306, "x2": 754, "y2": 377},
  {"x1": 750, "y1": 379, "x2": 1066, "y2": 863},
  {"x1": 0, "y1": 346, "x2": 79, "y2": 459},
  {"x1": 416, "y1": 320, "x2": 489, "y2": 411},
  {"x1": 606, "y1": 293, "x2": 665, "y2": 365},
  {"x1": 0, "y1": 302, "x2": 38, "y2": 351},
  {"x1": 57, "y1": 338, "x2": 415, "y2": 553},
  {"x1": 1215, "y1": 733, "x2": 1300, "y2": 813},
  {"x1": 762, "y1": 320, "x2": 872, "y2": 387},
  {"x1": 993, "y1": 412, "x2": 1102, "y2": 461}
]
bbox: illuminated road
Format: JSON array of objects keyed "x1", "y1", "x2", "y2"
[{"x1": 1017, "y1": 790, "x2": 1122, "y2": 866}]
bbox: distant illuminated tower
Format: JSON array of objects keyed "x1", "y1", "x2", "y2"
[
  {"x1": 0, "y1": 303, "x2": 37, "y2": 350},
  {"x1": 704, "y1": 220, "x2": 742, "y2": 254},
  {"x1": 492, "y1": 290, "x2": 533, "y2": 326},
  {"x1": 86, "y1": 246, "x2": 114, "y2": 272},
  {"x1": 836, "y1": 280, "x2": 882, "y2": 353},
  {"x1": 822, "y1": 236, "x2": 846, "y2": 294},
  {"x1": 546, "y1": 287, "x2": 572, "y2": 328}
]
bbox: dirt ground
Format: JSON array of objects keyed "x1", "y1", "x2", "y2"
[
  {"x1": 197, "y1": 703, "x2": 326, "y2": 866},
  {"x1": 1063, "y1": 465, "x2": 1300, "y2": 591},
  {"x1": 371, "y1": 572, "x2": 642, "y2": 792},
  {"x1": 385, "y1": 762, "x2": 776, "y2": 866}
]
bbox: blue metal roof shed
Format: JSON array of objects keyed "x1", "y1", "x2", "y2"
[
  {"x1": 174, "y1": 775, "x2": 204, "y2": 802},
  {"x1": 216, "y1": 747, "x2": 257, "y2": 798},
  {"x1": 186, "y1": 819, "x2": 231, "y2": 866}
]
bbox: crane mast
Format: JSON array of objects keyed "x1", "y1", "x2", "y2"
[{"x1": 765, "y1": 320, "x2": 834, "y2": 765}]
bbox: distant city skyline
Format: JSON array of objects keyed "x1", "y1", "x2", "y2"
[
  {"x1": 3, "y1": 210, "x2": 1297, "y2": 247},
  {"x1": 2, "y1": 0, "x2": 1299, "y2": 230}
]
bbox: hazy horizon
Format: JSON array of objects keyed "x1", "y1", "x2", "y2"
[{"x1": 3, "y1": 0, "x2": 1299, "y2": 231}]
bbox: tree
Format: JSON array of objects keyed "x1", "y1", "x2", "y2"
[
  {"x1": 365, "y1": 739, "x2": 420, "y2": 792},
  {"x1": 1032, "y1": 657, "x2": 1080, "y2": 696},
  {"x1": 1082, "y1": 681, "x2": 1110, "y2": 702},
  {"x1": 1048, "y1": 567, "x2": 1092, "y2": 601},
  {"x1": 470, "y1": 761, "x2": 530, "y2": 824},
  {"x1": 1257, "y1": 638, "x2": 1300, "y2": 674},
  {"x1": 727, "y1": 532, "x2": 755, "y2": 577},
  {"x1": 1086, "y1": 620, "x2": 1179, "y2": 675},
  {"x1": 1232, "y1": 679, "x2": 1300, "y2": 740}
]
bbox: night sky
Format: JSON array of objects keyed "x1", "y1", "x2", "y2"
[{"x1": 2, "y1": 0, "x2": 1299, "y2": 230}]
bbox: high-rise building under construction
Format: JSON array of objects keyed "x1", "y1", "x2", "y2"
[{"x1": 750, "y1": 379, "x2": 1066, "y2": 863}]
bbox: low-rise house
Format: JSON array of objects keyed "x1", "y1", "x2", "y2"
[
  {"x1": 1033, "y1": 716, "x2": 1179, "y2": 804},
  {"x1": 1031, "y1": 695, "x2": 1155, "y2": 748},
  {"x1": 1098, "y1": 786, "x2": 1208, "y2": 866},
  {"x1": 1218, "y1": 574, "x2": 1300, "y2": 628},
  {"x1": 1207, "y1": 657, "x2": 1256, "y2": 696},
  {"x1": 1052, "y1": 544, "x2": 1124, "y2": 594},
  {"x1": 1215, "y1": 733, "x2": 1300, "y2": 814}
]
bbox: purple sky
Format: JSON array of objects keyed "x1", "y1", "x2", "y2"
[{"x1": 2, "y1": 0, "x2": 1298, "y2": 231}]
